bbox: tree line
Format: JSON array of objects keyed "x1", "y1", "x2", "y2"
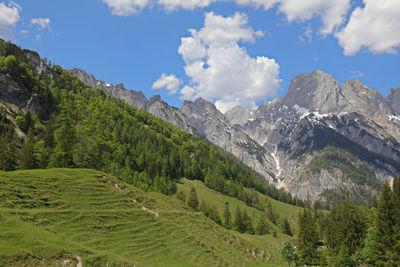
[{"x1": 281, "y1": 177, "x2": 400, "y2": 266}]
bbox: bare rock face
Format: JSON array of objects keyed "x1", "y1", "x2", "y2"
[
  {"x1": 182, "y1": 98, "x2": 276, "y2": 184},
  {"x1": 147, "y1": 95, "x2": 197, "y2": 135},
  {"x1": 387, "y1": 88, "x2": 400, "y2": 115},
  {"x1": 225, "y1": 105, "x2": 254, "y2": 125},
  {"x1": 283, "y1": 70, "x2": 350, "y2": 114},
  {"x1": 69, "y1": 68, "x2": 148, "y2": 110}
]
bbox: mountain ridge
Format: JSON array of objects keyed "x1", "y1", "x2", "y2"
[{"x1": 62, "y1": 67, "x2": 400, "y2": 205}]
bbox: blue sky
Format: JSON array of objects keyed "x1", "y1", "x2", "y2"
[{"x1": 1, "y1": 0, "x2": 400, "y2": 112}]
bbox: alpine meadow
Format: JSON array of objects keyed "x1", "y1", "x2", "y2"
[{"x1": 1, "y1": 0, "x2": 400, "y2": 266}]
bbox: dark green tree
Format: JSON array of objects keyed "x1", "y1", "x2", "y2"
[
  {"x1": 19, "y1": 129, "x2": 37, "y2": 169},
  {"x1": 223, "y1": 202, "x2": 232, "y2": 229},
  {"x1": 297, "y1": 206, "x2": 319, "y2": 265},
  {"x1": 49, "y1": 94, "x2": 76, "y2": 168},
  {"x1": 255, "y1": 217, "x2": 270, "y2": 235},
  {"x1": 234, "y1": 206, "x2": 245, "y2": 233},
  {"x1": 187, "y1": 187, "x2": 199, "y2": 211},
  {"x1": 0, "y1": 127, "x2": 18, "y2": 171},
  {"x1": 337, "y1": 244, "x2": 352, "y2": 267},
  {"x1": 371, "y1": 182, "x2": 400, "y2": 265},
  {"x1": 278, "y1": 217, "x2": 292, "y2": 236},
  {"x1": 281, "y1": 241, "x2": 296, "y2": 267}
]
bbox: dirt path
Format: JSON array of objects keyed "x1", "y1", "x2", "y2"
[
  {"x1": 114, "y1": 183, "x2": 159, "y2": 217},
  {"x1": 76, "y1": 256, "x2": 82, "y2": 267}
]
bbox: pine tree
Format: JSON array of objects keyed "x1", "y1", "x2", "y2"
[
  {"x1": 241, "y1": 210, "x2": 254, "y2": 234},
  {"x1": 372, "y1": 182, "x2": 399, "y2": 265},
  {"x1": 255, "y1": 217, "x2": 270, "y2": 235},
  {"x1": 278, "y1": 217, "x2": 292, "y2": 236},
  {"x1": 187, "y1": 187, "x2": 199, "y2": 211},
  {"x1": 297, "y1": 206, "x2": 319, "y2": 265},
  {"x1": 19, "y1": 128, "x2": 37, "y2": 169},
  {"x1": 49, "y1": 94, "x2": 76, "y2": 168},
  {"x1": 337, "y1": 244, "x2": 352, "y2": 267},
  {"x1": 223, "y1": 202, "x2": 232, "y2": 229},
  {"x1": 234, "y1": 205, "x2": 244, "y2": 233},
  {"x1": 0, "y1": 128, "x2": 18, "y2": 171}
]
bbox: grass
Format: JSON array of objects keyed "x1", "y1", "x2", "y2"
[
  {"x1": 0, "y1": 169, "x2": 292, "y2": 266},
  {"x1": 178, "y1": 178, "x2": 302, "y2": 233}
]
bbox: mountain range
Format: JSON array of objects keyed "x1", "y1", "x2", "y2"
[
  {"x1": 2, "y1": 45, "x2": 399, "y2": 206},
  {"x1": 67, "y1": 67, "x2": 400, "y2": 205}
]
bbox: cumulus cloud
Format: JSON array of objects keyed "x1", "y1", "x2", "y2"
[
  {"x1": 178, "y1": 12, "x2": 281, "y2": 112},
  {"x1": 271, "y1": 0, "x2": 351, "y2": 35},
  {"x1": 30, "y1": 18, "x2": 51, "y2": 30},
  {"x1": 102, "y1": 0, "x2": 351, "y2": 36},
  {"x1": 151, "y1": 73, "x2": 182, "y2": 94},
  {"x1": 0, "y1": 1, "x2": 21, "y2": 39},
  {"x1": 336, "y1": 0, "x2": 400, "y2": 55},
  {"x1": 102, "y1": 0, "x2": 151, "y2": 16}
]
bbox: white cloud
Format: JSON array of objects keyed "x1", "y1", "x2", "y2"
[
  {"x1": 349, "y1": 70, "x2": 365, "y2": 79},
  {"x1": 154, "y1": 0, "x2": 351, "y2": 35},
  {"x1": 151, "y1": 73, "x2": 182, "y2": 94},
  {"x1": 101, "y1": 0, "x2": 351, "y2": 36},
  {"x1": 178, "y1": 12, "x2": 281, "y2": 113},
  {"x1": 299, "y1": 24, "x2": 312, "y2": 43},
  {"x1": 158, "y1": 0, "x2": 216, "y2": 11},
  {"x1": 30, "y1": 18, "x2": 51, "y2": 30},
  {"x1": 336, "y1": 0, "x2": 400, "y2": 55},
  {"x1": 0, "y1": 1, "x2": 21, "y2": 39},
  {"x1": 102, "y1": 0, "x2": 151, "y2": 16},
  {"x1": 272, "y1": 0, "x2": 351, "y2": 35}
]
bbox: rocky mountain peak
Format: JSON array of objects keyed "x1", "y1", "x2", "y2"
[
  {"x1": 386, "y1": 87, "x2": 400, "y2": 115},
  {"x1": 342, "y1": 80, "x2": 392, "y2": 115},
  {"x1": 182, "y1": 97, "x2": 222, "y2": 118},
  {"x1": 283, "y1": 70, "x2": 342, "y2": 114},
  {"x1": 69, "y1": 68, "x2": 97, "y2": 88},
  {"x1": 225, "y1": 105, "x2": 253, "y2": 125}
]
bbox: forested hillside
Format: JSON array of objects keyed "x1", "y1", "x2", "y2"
[{"x1": 0, "y1": 39, "x2": 303, "y2": 207}]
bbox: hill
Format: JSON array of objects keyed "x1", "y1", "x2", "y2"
[{"x1": 0, "y1": 169, "x2": 293, "y2": 266}]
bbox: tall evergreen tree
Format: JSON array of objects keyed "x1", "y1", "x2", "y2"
[
  {"x1": 278, "y1": 217, "x2": 292, "y2": 236},
  {"x1": 337, "y1": 244, "x2": 352, "y2": 267},
  {"x1": 49, "y1": 94, "x2": 76, "y2": 168},
  {"x1": 19, "y1": 128, "x2": 37, "y2": 169},
  {"x1": 372, "y1": 182, "x2": 399, "y2": 265},
  {"x1": 223, "y1": 202, "x2": 232, "y2": 229},
  {"x1": 187, "y1": 187, "x2": 199, "y2": 211},
  {"x1": 297, "y1": 206, "x2": 319, "y2": 265},
  {"x1": 234, "y1": 205, "x2": 245, "y2": 233},
  {"x1": 0, "y1": 127, "x2": 18, "y2": 171}
]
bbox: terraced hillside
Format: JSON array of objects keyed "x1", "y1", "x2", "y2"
[{"x1": 0, "y1": 169, "x2": 293, "y2": 266}]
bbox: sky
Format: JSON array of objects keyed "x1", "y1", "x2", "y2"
[{"x1": 1, "y1": 0, "x2": 400, "y2": 112}]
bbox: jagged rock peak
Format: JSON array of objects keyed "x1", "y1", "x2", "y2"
[
  {"x1": 69, "y1": 68, "x2": 98, "y2": 88},
  {"x1": 182, "y1": 97, "x2": 220, "y2": 115},
  {"x1": 149, "y1": 95, "x2": 162, "y2": 103},
  {"x1": 225, "y1": 105, "x2": 253, "y2": 125},
  {"x1": 283, "y1": 70, "x2": 343, "y2": 114},
  {"x1": 342, "y1": 79, "x2": 392, "y2": 115},
  {"x1": 387, "y1": 87, "x2": 400, "y2": 115}
]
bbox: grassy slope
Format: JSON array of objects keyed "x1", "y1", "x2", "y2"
[
  {"x1": 0, "y1": 169, "x2": 292, "y2": 266},
  {"x1": 178, "y1": 178, "x2": 301, "y2": 233}
]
